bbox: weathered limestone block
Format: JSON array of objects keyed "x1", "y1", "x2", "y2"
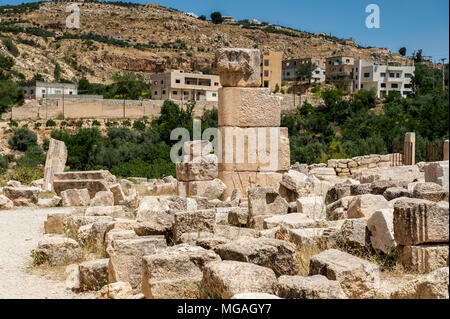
[
  {"x1": 98, "y1": 282, "x2": 132, "y2": 299},
  {"x1": 248, "y1": 187, "x2": 289, "y2": 229},
  {"x1": 263, "y1": 214, "x2": 319, "y2": 230},
  {"x1": 214, "y1": 237, "x2": 299, "y2": 276},
  {"x1": 61, "y1": 188, "x2": 90, "y2": 207},
  {"x1": 279, "y1": 170, "x2": 313, "y2": 200},
  {"x1": 287, "y1": 228, "x2": 327, "y2": 248},
  {"x1": 90, "y1": 191, "x2": 115, "y2": 207},
  {"x1": 391, "y1": 267, "x2": 449, "y2": 299},
  {"x1": 107, "y1": 236, "x2": 167, "y2": 290},
  {"x1": 54, "y1": 179, "x2": 110, "y2": 198},
  {"x1": 109, "y1": 184, "x2": 126, "y2": 205},
  {"x1": 218, "y1": 87, "x2": 281, "y2": 127},
  {"x1": 201, "y1": 260, "x2": 277, "y2": 299},
  {"x1": 424, "y1": 161, "x2": 449, "y2": 191},
  {"x1": 277, "y1": 275, "x2": 346, "y2": 299},
  {"x1": 308, "y1": 167, "x2": 336, "y2": 180},
  {"x1": 79, "y1": 259, "x2": 109, "y2": 291},
  {"x1": 412, "y1": 182, "x2": 448, "y2": 202},
  {"x1": 38, "y1": 195, "x2": 62, "y2": 208},
  {"x1": 44, "y1": 210, "x2": 73, "y2": 234},
  {"x1": 309, "y1": 249, "x2": 380, "y2": 299},
  {"x1": 182, "y1": 140, "x2": 214, "y2": 161},
  {"x1": 34, "y1": 236, "x2": 82, "y2": 266},
  {"x1": 187, "y1": 179, "x2": 227, "y2": 200},
  {"x1": 176, "y1": 154, "x2": 218, "y2": 182},
  {"x1": 227, "y1": 207, "x2": 249, "y2": 226},
  {"x1": 218, "y1": 127, "x2": 290, "y2": 172},
  {"x1": 325, "y1": 184, "x2": 352, "y2": 205},
  {"x1": 383, "y1": 187, "x2": 410, "y2": 201},
  {"x1": 43, "y1": 138, "x2": 67, "y2": 192},
  {"x1": 296, "y1": 196, "x2": 326, "y2": 220},
  {"x1": 219, "y1": 171, "x2": 284, "y2": 200},
  {"x1": 77, "y1": 219, "x2": 115, "y2": 249},
  {"x1": 54, "y1": 170, "x2": 116, "y2": 184},
  {"x1": 0, "y1": 194, "x2": 13, "y2": 209},
  {"x1": 215, "y1": 224, "x2": 257, "y2": 240},
  {"x1": 393, "y1": 198, "x2": 449, "y2": 245},
  {"x1": 196, "y1": 236, "x2": 230, "y2": 249},
  {"x1": 3, "y1": 186, "x2": 39, "y2": 206},
  {"x1": 347, "y1": 194, "x2": 389, "y2": 219},
  {"x1": 85, "y1": 206, "x2": 133, "y2": 219},
  {"x1": 326, "y1": 196, "x2": 356, "y2": 219},
  {"x1": 65, "y1": 215, "x2": 113, "y2": 238},
  {"x1": 173, "y1": 210, "x2": 216, "y2": 244},
  {"x1": 367, "y1": 208, "x2": 396, "y2": 254},
  {"x1": 339, "y1": 218, "x2": 370, "y2": 248},
  {"x1": 350, "y1": 183, "x2": 372, "y2": 196},
  {"x1": 215, "y1": 48, "x2": 261, "y2": 87},
  {"x1": 142, "y1": 244, "x2": 221, "y2": 299},
  {"x1": 397, "y1": 244, "x2": 449, "y2": 274},
  {"x1": 105, "y1": 229, "x2": 137, "y2": 254}
]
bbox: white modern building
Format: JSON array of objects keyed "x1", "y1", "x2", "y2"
[
  {"x1": 282, "y1": 58, "x2": 326, "y2": 83},
  {"x1": 353, "y1": 60, "x2": 415, "y2": 98},
  {"x1": 150, "y1": 70, "x2": 221, "y2": 102},
  {"x1": 22, "y1": 81, "x2": 78, "y2": 99}
]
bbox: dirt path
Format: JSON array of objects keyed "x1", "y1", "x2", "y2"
[{"x1": 0, "y1": 207, "x2": 95, "y2": 299}]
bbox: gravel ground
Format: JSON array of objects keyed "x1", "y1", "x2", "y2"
[{"x1": 0, "y1": 207, "x2": 95, "y2": 299}]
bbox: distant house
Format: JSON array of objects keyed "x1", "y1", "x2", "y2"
[
  {"x1": 261, "y1": 52, "x2": 283, "y2": 91},
  {"x1": 222, "y1": 16, "x2": 236, "y2": 24},
  {"x1": 22, "y1": 81, "x2": 78, "y2": 99},
  {"x1": 185, "y1": 12, "x2": 198, "y2": 18},
  {"x1": 150, "y1": 70, "x2": 221, "y2": 102},
  {"x1": 282, "y1": 58, "x2": 326, "y2": 82},
  {"x1": 250, "y1": 18, "x2": 263, "y2": 25}
]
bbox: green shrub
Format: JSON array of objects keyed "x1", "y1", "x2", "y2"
[
  {"x1": 132, "y1": 120, "x2": 146, "y2": 131},
  {"x1": 0, "y1": 155, "x2": 9, "y2": 173},
  {"x1": 16, "y1": 145, "x2": 46, "y2": 168},
  {"x1": 92, "y1": 120, "x2": 101, "y2": 126},
  {"x1": 1, "y1": 37, "x2": 19, "y2": 57},
  {"x1": 8, "y1": 126, "x2": 37, "y2": 151},
  {"x1": 46, "y1": 119, "x2": 56, "y2": 127},
  {"x1": 10, "y1": 166, "x2": 43, "y2": 185}
]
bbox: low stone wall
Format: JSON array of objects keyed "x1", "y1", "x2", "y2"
[
  {"x1": 326, "y1": 154, "x2": 397, "y2": 177},
  {"x1": 2, "y1": 98, "x2": 218, "y2": 121}
]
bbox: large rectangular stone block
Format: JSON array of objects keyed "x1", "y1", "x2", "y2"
[
  {"x1": 176, "y1": 155, "x2": 218, "y2": 182},
  {"x1": 393, "y1": 198, "x2": 449, "y2": 245},
  {"x1": 397, "y1": 244, "x2": 449, "y2": 274},
  {"x1": 218, "y1": 171, "x2": 284, "y2": 199},
  {"x1": 248, "y1": 187, "x2": 288, "y2": 229},
  {"x1": 424, "y1": 161, "x2": 449, "y2": 191},
  {"x1": 218, "y1": 87, "x2": 281, "y2": 127},
  {"x1": 218, "y1": 126, "x2": 290, "y2": 172},
  {"x1": 43, "y1": 138, "x2": 67, "y2": 192}
]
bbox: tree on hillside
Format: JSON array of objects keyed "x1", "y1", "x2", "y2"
[
  {"x1": 296, "y1": 62, "x2": 317, "y2": 83},
  {"x1": 399, "y1": 47, "x2": 407, "y2": 56},
  {"x1": 198, "y1": 15, "x2": 206, "y2": 21},
  {"x1": 413, "y1": 49, "x2": 423, "y2": 63},
  {"x1": 210, "y1": 12, "x2": 223, "y2": 24},
  {"x1": 111, "y1": 73, "x2": 149, "y2": 100}
]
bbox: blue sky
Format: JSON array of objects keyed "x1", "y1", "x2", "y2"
[{"x1": 1, "y1": 0, "x2": 448, "y2": 61}]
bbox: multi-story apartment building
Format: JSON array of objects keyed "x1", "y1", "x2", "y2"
[
  {"x1": 353, "y1": 60, "x2": 415, "y2": 98},
  {"x1": 261, "y1": 51, "x2": 282, "y2": 90},
  {"x1": 150, "y1": 71, "x2": 221, "y2": 101},
  {"x1": 22, "y1": 81, "x2": 78, "y2": 99},
  {"x1": 282, "y1": 57, "x2": 326, "y2": 83},
  {"x1": 325, "y1": 56, "x2": 355, "y2": 91}
]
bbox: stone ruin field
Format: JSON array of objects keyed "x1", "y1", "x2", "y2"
[{"x1": 0, "y1": 49, "x2": 448, "y2": 300}]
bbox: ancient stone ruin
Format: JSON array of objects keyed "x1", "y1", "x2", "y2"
[{"x1": 0, "y1": 48, "x2": 448, "y2": 300}]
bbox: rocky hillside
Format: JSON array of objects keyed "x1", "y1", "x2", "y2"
[{"x1": 0, "y1": 1, "x2": 410, "y2": 84}]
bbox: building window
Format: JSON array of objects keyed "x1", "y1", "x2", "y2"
[
  {"x1": 396, "y1": 73, "x2": 400, "y2": 78},
  {"x1": 346, "y1": 59, "x2": 350, "y2": 63},
  {"x1": 361, "y1": 84, "x2": 364, "y2": 88},
  {"x1": 42, "y1": 89, "x2": 45, "y2": 94},
  {"x1": 364, "y1": 73, "x2": 370, "y2": 78},
  {"x1": 389, "y1": 73, "x2": 395, "y2": 78},
  {"x1": 69, "y1": 91, "x2": 73, "y2": 95},
  {"x1": 176, "y1": 79, "x2": 181, "y2": 83},
  {"x1": 381, "y1": 73, "x2": 386, "y2": 77},
  {"x1": 405, "y1": 73, "x2": 412, "y2": 78},
  {"x1": 391, "y1": 84, "x2": 398, "y2": 88},
  {"x1": 355, "y1": 84, "x2": 358, "y2": 89},
  {"x1": 214, "y1": 82, "x2": 219, "y2": 86},
  {"x1": 162, "y1": 90, "x2": 166, "y2": 95},
  {"x1": 264, "y1": 60, "x2": 269, "y2": 67},
  {"x1": 161, "y1": 80, "x2": 164, "y2": 84},
  {"x1": 404, "y1": 84, "x2": 411, "y2": 88},
  {"x1": 184, "y1": 92, "x2": 189, "y2": 95},
  {"x1": 154, "y1": 91, "x2": 157, "y2": 95},
  {"x1": 212, "y1": 93, "x2": 217, "y2": 97},
  {"x1": 173, "y1": 91, "x2": 178, "y2": 95},
  {"x1": 264, "y1": 70, "x2": 269, "y2": 77},
  {"x1": 381, "y1": 83, "x2": 386, "y2": 88}
]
